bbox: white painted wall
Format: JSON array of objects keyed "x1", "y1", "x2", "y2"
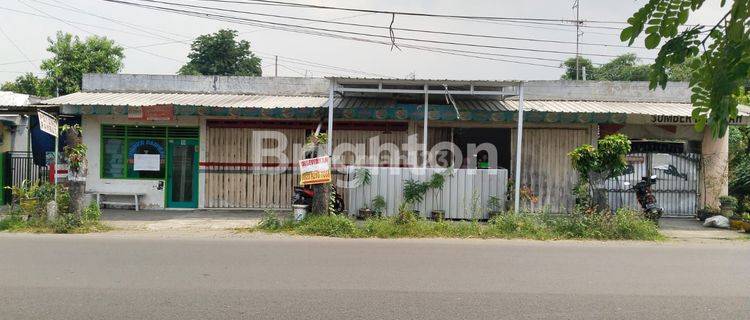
[{"x1": 82, "y1": 115, "x2": 201, "y2": 209}]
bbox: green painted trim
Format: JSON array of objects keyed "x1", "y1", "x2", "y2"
[
  {"x1": 75, "y1": 104, "x2": 628, "y2": 124},
  {"x1": 165, "y1": 139, "x2": 199, "y2": 208}
]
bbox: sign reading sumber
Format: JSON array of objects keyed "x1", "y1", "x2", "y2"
[
  {"x1": 299, "y1": 156, "x2": 332, "y2": 185},
  {"x1": 37, "y1": 111, "x2": 57, "y2": 137}
]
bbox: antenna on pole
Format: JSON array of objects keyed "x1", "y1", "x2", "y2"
[{"x1": 573, "y1": 0, "x2": 582, "y2": 80}]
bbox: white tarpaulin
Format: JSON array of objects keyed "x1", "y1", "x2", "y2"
[{"x1": 133, "y1": 154, "x2": 160, "y2": 171}]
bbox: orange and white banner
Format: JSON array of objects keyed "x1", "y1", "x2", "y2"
[{"x1": 299, "y1": 156, "x2": 331, "y2": 185}]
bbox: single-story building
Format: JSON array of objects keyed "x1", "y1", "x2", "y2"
[{"x1": 40, "y1": 74, "x2": 749, "y2": 217}]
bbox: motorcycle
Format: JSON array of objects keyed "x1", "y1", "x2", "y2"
[
  {"x1": 624, "y1": 175, "x2": 663, "y2": 223},
  {"x1": 292, "y1": 184, "x2": 345, "y2": 214}
]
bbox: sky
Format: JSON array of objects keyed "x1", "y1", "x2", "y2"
[{"x1": 0, "y1": 0, "x2": 728, "y2": 84}]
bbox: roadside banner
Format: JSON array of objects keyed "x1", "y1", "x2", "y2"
[
  {"x1": 37, "y1": 110, "x2": 58, "y2": 137},
  {"x1": 299, "y1": 156, "x2": 332, "y2": 185}
]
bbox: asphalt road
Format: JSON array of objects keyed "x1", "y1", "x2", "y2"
[{"x1": 0, "y1": 233, "x2": 748, "y2": 320}]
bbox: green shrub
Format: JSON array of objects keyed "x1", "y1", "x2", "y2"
[
  {"x1": 296, "y1": 214, "x2": 358, "y2": 237},
  {"x1": 487, "y1": 213, "x2": 552, "y2": 239},
  {"x1": 0, "y1": 215, "x2": 26, "y2": 231},
  {"x1": 82, "y1": 202, "x2": 101, "y2": 222},
  {"x1": 363, "y1": 217, "x2": 481, "y2": 238},
  {"x1": 257, "y1": 210, "x2": 284, "y2": 231}
]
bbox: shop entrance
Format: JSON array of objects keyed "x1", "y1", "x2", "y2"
[{"x1": 166, "y1": 139, "x2": 199, "y2": 208}]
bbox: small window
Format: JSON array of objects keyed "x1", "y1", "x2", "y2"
[{"x1": 102, "y1": 138, "x2": 126, "y2": 178}]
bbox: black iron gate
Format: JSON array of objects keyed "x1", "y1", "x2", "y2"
[
  {"x1": 606, "y1": 153, "x2": 700, "y2": 217},
  {"x1": 2, "y1": 152, "x2": 50, "y2": 204}
]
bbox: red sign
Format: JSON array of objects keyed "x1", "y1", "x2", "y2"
[
  {"x1": 142, "y1": 105, "x2": 174, "y2": 121},
  {"x1": 128, "y1": 105, "x2": 174, "y2": 121}
]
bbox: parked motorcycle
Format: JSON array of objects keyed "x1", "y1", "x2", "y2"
[
  {"x1": 292, "y1": 184, "x2": 345, "y2": 214},
  {"x1": 624, "y1": 175, "x2": 663, "y2": 223}
]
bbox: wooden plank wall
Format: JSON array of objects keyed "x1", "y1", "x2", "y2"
[
  {"x1": 205, "y1": 127, "x2": 305, "y2": 208},
  {"x1": 344, "y1": 166, "x2": 508, "y2": 219},
  {"x1": 510, "y1": 128, "x2": 590, "y2": 213}
]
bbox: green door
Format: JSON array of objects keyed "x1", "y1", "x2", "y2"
[{"x1": 166, "y1": 139, "x2": 199, "y2": 208}]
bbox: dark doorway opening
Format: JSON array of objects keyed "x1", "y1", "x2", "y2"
[{"x1": 453, "y1": 128, "x2": 512, "y2": 169}]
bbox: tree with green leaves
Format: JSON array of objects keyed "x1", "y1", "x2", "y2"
[
  {"x1": 569, "y1": 133, "x2": 632, "y2": 211},
  {"x1": 560, "y1": 56, "x2": 597, "y2": 80},
  {"x1": 1, "y1": 73, "x2": 52, "y2": 96},
  {"x1": 42, "y1": 32, "x2": 124, "y2": 96},
  {"x1": 595, "y1": 53, "x2": 652, "y2": 81},
  {"x1": 621, "y1": 0, "x2": 749, "y2": 137},
  {"x1": 1, "y1": 32, "x2": 124, "y2": 97},
  {"x1": 178, "y1": 29, "x2": 262, "y2": 76}
]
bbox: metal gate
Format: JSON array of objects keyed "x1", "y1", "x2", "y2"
[
  {"x1": 605, "y1": 153, "x2": 700, "y2": 217},
  {"x1": 2, "y1": 151, "x2": 50, "y2": 204}
]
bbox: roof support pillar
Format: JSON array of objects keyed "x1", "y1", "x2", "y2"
[
  {"x1": 423, "y1": 84, "x2": 429, "y2": 168},
  {"x1": 514, "y1": 82, "x2": 525, "y2": 214},
  {"x1": 326, "y1": 79, "x2": 335, "y2": 156}
]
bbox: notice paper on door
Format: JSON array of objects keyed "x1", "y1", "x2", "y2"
[{"x1": 134, "y1": 154, "x2": 160, "y2": 171}]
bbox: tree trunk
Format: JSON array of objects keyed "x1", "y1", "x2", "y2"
[
  {"x1": 68, "y1": 181, "x2": 85, "y2": 219},
  {"x1": 311, "y1": 184, "x2": 329, "y2": 215},
  {"x1": 306, "y1": 140, "x2": 330, "y2": 215},
  {"x1": 65, "y1": 128, "x2": 87, "y2": 220}
]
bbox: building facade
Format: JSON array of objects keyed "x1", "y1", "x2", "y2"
[{"x1": 42, "y1": 74, "x2": 749, "y2": 216}]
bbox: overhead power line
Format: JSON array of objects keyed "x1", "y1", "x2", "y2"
[
  {"x1": 98, "y1": 0, "x2": 572, "y2": 68},
  {"x1": 191, "y1": 0, "x2": 629, "y2": 25},
  {"x1": 16, "y1": 0, "x2": 186, "y2": 64},
  {"x1": 0, "y1": 25, "x2": 37, "y2": 70},
  {"x1": 100, "y1": 0, "x2": 645, "y2": 60},
  {"x1": 125, "y1": 0, "x2": 643, "y2": 49}
]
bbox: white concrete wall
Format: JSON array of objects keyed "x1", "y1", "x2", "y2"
[{"x1": 82, "y1": 115, "x2": 201, "y2": 209}]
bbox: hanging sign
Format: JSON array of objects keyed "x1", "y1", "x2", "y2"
[
  {"x1": 299, "y1": 156, "x2": 332, "y2": 185},
  {"x1": 37, "y1": 111, "x2": 58, "y2": 137}
]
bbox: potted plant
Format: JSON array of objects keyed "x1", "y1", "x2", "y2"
[
  {"x1": 428, "y1": 172, "x2": 446, "y2": 221},
  {"x1": 403, "y1": 179, "x2": 429, "y2": 217},
  {"x1": 354, "y1": 168, "x2": 373, "y2": 219},
  {"x1": 719, "y1": 195, "x2": 738, "y2": 218},
  {"x1": 487, "y1": 196, "x2": 504, "y2": 219},
  {"x1": 371, "y1": 195, "x2": 386, "y2": 217}
]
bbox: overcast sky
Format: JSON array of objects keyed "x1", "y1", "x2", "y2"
[{"x1": 0, "y1": 0, "x2": 727, "y2": 83}]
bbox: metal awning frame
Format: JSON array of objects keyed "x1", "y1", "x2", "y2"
[{"x1": 325, "y1": 79, "x2": 526, "y2": 213}]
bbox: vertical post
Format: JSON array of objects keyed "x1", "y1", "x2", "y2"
[
  {"x1": 274, "y1": 55, "x2": 278, "y2": 77},
  {"x1": 52, "y1": 115, "x2": 59, "y2": 203},
  {"x1": 326, "y1": 79, "x2": 335, "y2": 156},
  {"x1": 514, "y1": 83, "x2": 525, "y2": 213},
  {"x1": 422, "y1": 84, "x2": 429, "y2": 169},
  {"x1": 574, "y1": 0, "x2": 580, "y2": 80}
]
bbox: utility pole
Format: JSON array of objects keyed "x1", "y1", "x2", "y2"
[
  {"x1": 573, "y1": 0, "x2": 581, "y2": 80},
  {"x1": 274, "y1": 55, "x2": 278, "y2": 77}
]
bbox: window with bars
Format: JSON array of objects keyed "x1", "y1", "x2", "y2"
[{"x1": 101, "y1": 125, "x2": 199, "y2": 179}]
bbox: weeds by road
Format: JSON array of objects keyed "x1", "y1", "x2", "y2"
[{"x1": 244, "y1": 210, "x2": 664, "y2": 241}]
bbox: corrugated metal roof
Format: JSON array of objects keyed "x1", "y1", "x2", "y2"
[
  {"x1": 41, "y1": 91, "x2": 750, "y2": 117},
  {"x1": 0, "y1": 91, "x2": 40, "y2": 106},
  {"x1": 42, "y1": 92, "x2": 330, "y2": 109},
  {"x1": 458, "y1": 100, "x2": 750, "y2": 117}
]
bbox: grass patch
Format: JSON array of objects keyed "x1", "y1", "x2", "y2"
[
  {"x1": 0, "y1": 203, "x2": 112, "y2": 234},
  {"x1": 248, "y1": 209, "x2": 663, "y2": 241}
]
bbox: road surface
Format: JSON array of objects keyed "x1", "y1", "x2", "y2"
[{"x1": 0, "y1": 233, "x2": 747, "y2": 319}]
